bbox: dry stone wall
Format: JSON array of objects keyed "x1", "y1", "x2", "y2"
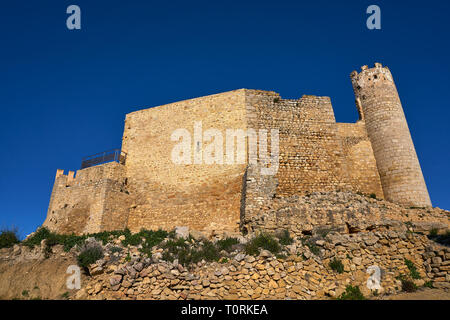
[{"x1": 50, "y1": 226, "x2": 450, "y2": 300}]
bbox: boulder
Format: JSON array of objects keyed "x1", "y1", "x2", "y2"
[
  {"x1": 175, "y1": 226, "x2": 189, "y2": 239},
  {"x1": 109, "y1": 275, "x2": 123, "y2": 287}
]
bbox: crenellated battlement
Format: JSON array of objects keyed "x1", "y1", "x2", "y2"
[
  {"x1": 54, "y1": 169, "x2": 77, "y2": 186},
  {"x1": 350, "y1": 63, "x2": 394, "y2": 93},
  {"x1": 350, "y1": 63, "x2": 431, "y2": 207}
]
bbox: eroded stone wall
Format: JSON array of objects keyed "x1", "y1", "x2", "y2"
[
  {"x1": 242, "y1": 91, "x2": 383, "y2": 224},
  {"x1": 43, "y1": 162, "x2": 130, "y2": 234},
  {"x1": 244, "y1": 191, "x2": 449, "y2": 237}
]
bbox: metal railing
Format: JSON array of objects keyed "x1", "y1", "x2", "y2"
[{"x1": 80, "y1": 149, "x2": 126, "y2": 169}]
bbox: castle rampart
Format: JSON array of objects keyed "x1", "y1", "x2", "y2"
[{"x1": 44, "y1": 162, "x2": 131, "y2": 234}]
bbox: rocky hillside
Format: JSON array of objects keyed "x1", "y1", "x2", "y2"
[
  {"x1": 0, "y1": 191, "x2": 449, "y2": 300},
  {"x1": 245, "y1": 191, "x2": 449, "y2": 236}
]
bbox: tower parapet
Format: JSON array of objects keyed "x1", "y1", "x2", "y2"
[{"x1": 350, "y1": 63, "x2": 431, "y2": 207}]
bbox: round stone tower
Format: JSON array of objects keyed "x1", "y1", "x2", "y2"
[{"x1": 350, "y1": 63, "x2": 431, "y2": 207}]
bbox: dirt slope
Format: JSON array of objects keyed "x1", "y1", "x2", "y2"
[{"x1": 0, "y1": 253, "x2": 82, "y2": 300}]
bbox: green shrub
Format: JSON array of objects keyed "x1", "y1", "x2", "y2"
[
  {"x1": 275, "y1": 253, "x2": 287, "y2": 260},
  {"x1": 194, "y1": 241, "x2": 220, "y2": 262},
  {"x1": 125, "y1": 251, "x2": 131, "y2": 262},
  {"x1": 141, "y1": 229, "x2": 169, "y2": 247},
  {"x1": 338, "y1": 285, "x2": 365, "y2": 300},
  {"x1": 405, "y1": 259, "x2": 421, "y2": 279},
  {"x1": 277, "y1": 230, "x2": 294, "y2": 246},
  {"x1": 22, "y1": 227, "x2": 52, "y2": 248},
  {"x1": 161, "y1": 238, "x2": 193, "y2": 265},
  {"x1": 77, "y1": 244, "x2": 104, "y2": 268},
  {"x1": 300, "y1": 237, "x2": 320, "y2": 255},
  {"x1": 245, "y1": 233, "x2": 281, "y2": 256},
  {"x1": 161, "y1": 239, "x2": 221, "y2": 266},
  {"x1": 22, "y1": 290, "x2": 29, "y2": 297},
  {"x1": 121, "y1": 228, "x2": 141, "y2": 246},
  {"x1": 220, "y1": 257, "x2": 229, "y2": 264},
  {"x1": 401, "y1": 279, "x2": 418, "y2": 292},
  {"x1": 109, "y1": 246, "x2": 123, "y2": 254},
  {"x1": 167, "y1": 230, "x2": 177, "y2": 239},
  {"x1": 0, "y1": 228, "x2": 20, "y2": 249},
  {"x1": 216, "y1": 238, "x2": 239, "y2": 252},
  {"x1": 306, "y1": 242, "x2": 320, "y2": 255},
  {"x1": 329, "y1": 258, "x2": 344, "y2": 274},
  {"x1": 125, "y1": 228, "x2": 169, "y2": 256},
  {"x1": 23, "y1": 228, "x2": 136, "y2": 252},
  {"x1": 423, "y1": 281, "x2": 433, "y2": 289},
  {"x1": 21, "y1": 227, "x2": 170, "y2": 260},
  {"x1": 429, "y1": 228, "x2": 438, "y2": 237},
  {"x1": 59, "y1": 234, "x2": 86, "y2": 252},
  {"x1": 369, "y1": 193, "x2": 377, "y2": 199},
  {"x1": 429, "y1": 230, "x2": 450, "y2": 246}
]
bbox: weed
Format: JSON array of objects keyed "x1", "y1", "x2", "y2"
[
  {"x1": 276, "y1": 230, "x2": 294, "y2": 246},
  {"x1": 337, "y1": 285, "x2": 365, "y2": 300},
  {"x1": 0, "y1": 228, "x2": 20, "y2": 249},
  {"x1": 125, "y1": 250, "x2": 131, "y2": 262},
  {"x1": 429, "y1": 230, "x2": 450, "y2": 245},
  {"x1": 329, "y1": 258, "x2": 344, "y2": 274},
  {"x1": 109, "y1": 246, "x2": 123, "y2": 254},
  {"x1": 77, "y1": 243, "x2": 104, "y2": 269},
  {"x1": 401, "y1": 279, "x2": 418, "y2": 292},
  {"x1": 245, "y1": 233, "x2": 281, "y2": 256},
  {"x1": 162, "y1": 238, "x2": 221, "y2": 266},
  {"x1": 404, "y1": 259, "x2": 421, "y2": 279},
  {"x1": 216, "y1": 237, "x2": 239, "y2": 252}
]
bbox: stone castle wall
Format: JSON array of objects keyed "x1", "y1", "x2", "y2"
[
  {"x1": 122, "y1": 90, "x2": 248, "y2": 234},
  {"x1": 351, "y1": 63, "x2": 431, "y2": 207},
  {"x1": 43, "y1": 64, "x2": 433, "y2": 236},
  {"x1": 241, "y1": 91, "x2": 383, "y2": 224},
  {"x1": 43, "y1": 162, "x2": 131, "y2": 234}
]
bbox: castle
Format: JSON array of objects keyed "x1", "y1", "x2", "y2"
[{"x1": 43, "y1": 63, "x2": 432, "y2": 236}]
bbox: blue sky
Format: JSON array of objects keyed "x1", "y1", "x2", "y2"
[{"x1": 1, "y1": 0, "x2": 449, "y2": 238}]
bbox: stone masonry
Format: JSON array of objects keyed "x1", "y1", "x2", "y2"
[
  {"x1": 43, "y1": 63, "x2": 434, "y2": 236},
  {"x1": 351, "y1": 63, "x2": 431, "y2": 207}
]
